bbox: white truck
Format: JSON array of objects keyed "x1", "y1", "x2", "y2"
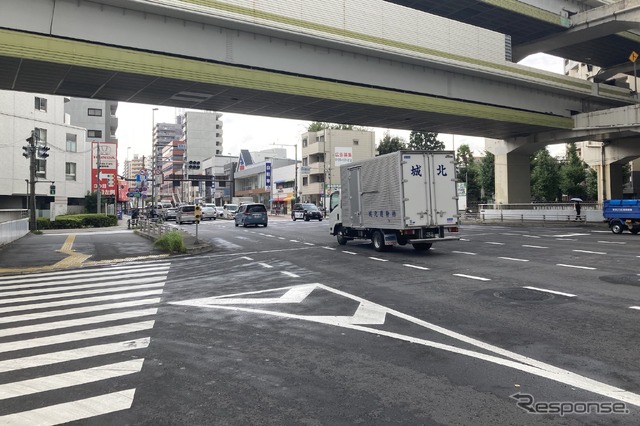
[{"x1": 329, "y1": 150, "x2": 460, "y2": 252}]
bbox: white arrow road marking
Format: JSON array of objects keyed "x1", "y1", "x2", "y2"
[{"x1": 172, "y1": 284, "x2": 640, "y2": 407}]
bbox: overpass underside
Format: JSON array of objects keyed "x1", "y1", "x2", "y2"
[{"x1": 0, "y1": 0, "x2": 638, "y2": 204}]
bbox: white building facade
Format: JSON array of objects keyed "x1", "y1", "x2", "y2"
[{"x1": 0, "y1": 90, "x2": 88, "y2": 215}]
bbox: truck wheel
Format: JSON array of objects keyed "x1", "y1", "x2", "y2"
[
  {"x1": 337, "y1": 230, "x2": 348, "y2": 245},
  {"x1": 412, "y1": 243, "x2": 432, "y2": 251},
  {"x1": 611, "y1": 221, "x2": 624, "y2": 234},
  {"x1": 372, "y1": 230, "x2": 389, "y2": 252}
]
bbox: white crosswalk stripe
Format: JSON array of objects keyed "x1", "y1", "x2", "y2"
[{"x1": 0, "y1": 261, "x2": 170, "y2": 424}]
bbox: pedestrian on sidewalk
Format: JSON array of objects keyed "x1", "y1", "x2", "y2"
[{"x1": 574, "y1": 200, "x2": 581, "y2": 221}]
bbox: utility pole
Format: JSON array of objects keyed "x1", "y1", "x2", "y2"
[
  {"x1": 96, "y1": 140, "x2": 101, "y2": 214},
  {"x1": 23, "y1": 131, "x2": 37, "y2": 230}
]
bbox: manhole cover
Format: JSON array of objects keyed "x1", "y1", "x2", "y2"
[
  {"x1": 494, "y1": 288, "x2": 554, "y2": 302},
  {"x1": 600, "y1": 275, "x2": 640, "y2": 286}
]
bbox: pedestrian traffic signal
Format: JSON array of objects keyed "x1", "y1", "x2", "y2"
[
  {"x1": 188, "y1": 160, "x2": 201, "y2": 170},
  {"x1": 38, "y1": 145, "x2": 50, "y2": 158},
  {"x1": 49, "y1": 185, "x2": 56, "y2": 195}
]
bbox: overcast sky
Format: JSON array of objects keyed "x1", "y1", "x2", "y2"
[{"x1": 115, "y1": 53, "x2": 565, "y2": 167}]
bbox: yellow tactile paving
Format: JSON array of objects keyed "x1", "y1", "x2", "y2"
[{"x1": 0, "y1": 234, "x2": 170, "y2": 274}]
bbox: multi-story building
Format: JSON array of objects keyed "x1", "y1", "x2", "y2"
[
  {"x1": 300, "y1": 129, "x2": 376, "y2": 206},
  {"x1": 234, "y1": 148, "x2": 297, "y2": 207},
  {"x1": 0, "y1": 90, "x2": 88, "y2": 215},
  {"x1": 182, "y1": 111, "x2": 223, "y2": 161},
  {"x1": 123, "y1": 154, "x2": 146, "y2": 181}
]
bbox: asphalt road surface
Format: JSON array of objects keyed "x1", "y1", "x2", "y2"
[{"x1": 1, "y1": 218, "x2": 639, "y2": 425}]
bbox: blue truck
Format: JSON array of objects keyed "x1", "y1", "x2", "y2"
[{"x1": 603, "y1": 200, "x2": 640, "y2": 234}]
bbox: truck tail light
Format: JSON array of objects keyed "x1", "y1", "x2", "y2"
[{"x1": 448, "y1": 227, "x2": 459, "y2": 232}]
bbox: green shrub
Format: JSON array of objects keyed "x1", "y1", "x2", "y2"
[
  {"x1": 154, "y1": 231, "x2": 186, "y2": 253},
  {"x1": 37, "y1": 214, "x2": 117, "y2": 230}
]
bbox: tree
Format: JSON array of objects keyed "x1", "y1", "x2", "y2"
[
  {"x1": 377, "y1": 132, "x2": 406, "y2": 155},
  {"x1": 307, "y1": 122, "x2": 369, "y2": 132},
  {"x1": 85, "y1": 191, "x2": 98, "y2": 213},
  {"x1": 478, "y1": 151, "x2": 495, "y2": 202},
  {"x1": 455, "y1": 144, "x2": 480, "y2": 203},
  {"x1": 559, "y1": 142, "x2": 587, "y2": 199},
  {"x1": 585, "y1": 167, "x2": 598, "y2": 200},
  {"x1": 531, "y1": 148, "x2": 561, "y2": 202},
  {"x1": 408, "y1": 131, "x2": 445, "y2": 150}
]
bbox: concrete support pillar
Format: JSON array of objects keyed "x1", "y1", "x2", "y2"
[
  {"x1": 594, "y1": 163, "x2": 624, "y2": 201},
  {"x1": 494, "y1": 152, "x2": 531, "y2": 204}
]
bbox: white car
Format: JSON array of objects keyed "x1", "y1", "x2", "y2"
[
  {"x1": 215, "y1": 206, "x2": 224, "y2": 218},
  {"x1": 222, "y1": 204, "x2": 239, "y2": 219},
  {"x1": 201, "y1": 203, "x2": 217, "y2": 221}
]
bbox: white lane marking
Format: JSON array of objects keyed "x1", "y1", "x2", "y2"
[
  {"x1": 522, "y1": 245, "x2": 547, "y2": 249},
  {"x1": 303, "y1": 242, "x2": 315, "y2": 246},
  {"x1": 523, "y1": 286, "x2": 577, "y2": 298},
  {"x1": 521, "y1": 235, "x2": 541, "y2": 239},
  {"x1": 485, "y1": 242, "x2": 504, "y2": 245},
  {"x1": 290, "y1": 239, "x2": 299, "y2": 243},
  {"x1": 278, "y1": 237, "x2": 286, "y2": 240},
  {"x1": 459, "y1": 238, "x2": 470, "y2": 241},
  {"x1": 630, "y1": 307, "x2": 640, "y2": 311},
  {"x1": 554, "y1": 233, "x2": 589, "y2": 238},
  {"x1": 369, "y1": 257, "x2": 389, "y2": 262},
  {"x1": 265, "y1": 234, "x2": 276, "y2": 238},
  {"x1": 0, "y1": 389, "x2": 136, "y2": 425},
  {"x1": 403, "y1": 264, "x2": 430, "y2": 270},
  {"x1": 573, "y1": 249, "x2": 607, "y2": 255},
  {"x1": 0, "y1": 360, "x2": 144, "y2": 400},
  {"x1": 597, "y1": 240, "x2": 626, "y2": 245},
  {"x1": 0, "y1": 264, "x2": 170, "y2": 285},
  {"x1": 0, "y1": 290, "x2": 164, "y2": 315},
  {"x1": 0, "y1": 309, "x2": 157, "y2": 338},
  {"x1": 556, "y1": 264, "x2": 597, "y2": 270},
  {"x1": 0, "y1": 298, "x2": 161, "y2": 325},
  {"x1": 500, "y1": 233, "x2": 520, "y2": 236},
  {"x1": 172, "y1": 284, "x2": 640, "y2": 407},
  {"x1": 453, "y1": 274, "x2": 491, "y2": 281},
  {"x1": 281, "y1": 271, "x2": 300, "y2": 278},
  {"x1": 556, "y1": 238, "x2": 577, "y2": 241},
  {"x1": 239, "y1": 256, "x2": 253, "y2": 261},
  {"x1": 258, "y1": 263, "x2": 273, "y2": 269},
  {"x1": 452, "y1": 251, "x2": 477, "y2": 255},
  {"x1": 0, "y1": 321, "x2": 155, "y2": 354},
  {"x1": 0, "y1": 338, "x2": 150, "y2": 373},
  {"x1": 322, "y1": 246, "x2": 336, "y2": 250},
  {"x1": 0, "y1": 276, "x2": 166, "y2": 295},
  {"x1": 0, "y1": 283, "x2": 164, "y2": 305},
  {"x1": 498, "y1": 257, "x2": 529, "y2": 262},
  {"x1": 342, "y1": 251, "x2": 357, "y2": 255}
]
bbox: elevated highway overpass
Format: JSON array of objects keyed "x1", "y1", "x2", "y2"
[{"x1": 0, "y1": 0, "x2": 638, "y2": 202}]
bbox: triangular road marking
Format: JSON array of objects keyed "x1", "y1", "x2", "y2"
[{"x1": 171, "y1": 284, "x2": 640, "y2": 407}]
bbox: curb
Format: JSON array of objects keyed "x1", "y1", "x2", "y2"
[{"x1": 135, "y1": 229, "x2": 214, "y2": 255}]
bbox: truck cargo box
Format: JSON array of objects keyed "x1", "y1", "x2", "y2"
[{"x1": 340, "y1": 150, "x2": 458, "y2": 230}]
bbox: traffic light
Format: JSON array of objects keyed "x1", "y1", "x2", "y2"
[
  {"x1": 38, "y1": 145, "x2": 50, "y2": 158},
  {"x1": 49, "y1": 185, "x2": 56, "y2": 195},
  {"x1": 22, "y1": 146, "x2": 31, "y2": 158},
  {"x1": 188, "y1": 160, "x2": 201, "y2": 170},
  {"x1": 194, "y1": 204, "x2": 201, "y2": 223}
]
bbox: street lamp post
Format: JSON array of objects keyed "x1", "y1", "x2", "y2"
[{"x1": 151, "y1": 108, "x2": 158, "y2": 206}]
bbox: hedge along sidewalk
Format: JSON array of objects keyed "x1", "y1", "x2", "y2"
[{"x1": 37, "y1": 213, "x2": 119, "y2": 230}]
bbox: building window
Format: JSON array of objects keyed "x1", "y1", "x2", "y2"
[
  {"x1": 88, "y1": 108, "x2": 102, "y2": 117},
  {"x1": 34, "y1": 97, "x2": 47, "y2": 112},
  {"x1": 353, "y1": 139, "x2": 359, "y2": 145},
  {"x1": 65, "y1": 162, "x2": 77, "y2": 181},
  {"x1": 34, "y1": 128, "x2": 47, "y2": 143},
  {"x1": 87, "y1": 130, "x2": 102, "y2": 138},
  {"x1": 302, "y1": 138, "x2": 308, "y2": 147},
  {"x1": 36, "y1": 160, "x2": 46, "y2": 179},
  {"x1": 66, "y1": 134, "x2": 77, "y2": 152}
]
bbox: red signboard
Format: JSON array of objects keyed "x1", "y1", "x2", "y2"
[{"x1": 91, "y1": 141, "x2": 118, "y2": 196}]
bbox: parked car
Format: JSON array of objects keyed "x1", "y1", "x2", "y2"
[
  {"x1": 201, "y1": 203, "x2": 217, "y2": 221},
  {"x1": 292, "y1": 203, "x2": 323, "y2": 221},
  {"x1": 176, "y1": 205, "x2": 198, "y2": 224},
  {"x1": 223, "y1": 204, "x2": 239, "y2": 219},
  {"x1": 163, "y1": 207, "x2": 178, "y2": 221},
  {"x1": 234, "y1": 203, "x2": 268, "y2": 227}
]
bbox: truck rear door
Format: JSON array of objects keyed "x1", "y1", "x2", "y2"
[{"x1": 401, "y1": 152, "x2": 457, "y2": 226}]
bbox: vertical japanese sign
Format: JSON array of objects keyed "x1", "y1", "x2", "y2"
[
  {"x1": 91, "y1": 141, "x2": 118, "y2": 196},
  {"x1": 334, "y1": 147, "x2": 353, "y2": 166},
  {"x1": 265, "y1": 162, "x2": 272, "y2": 189}
]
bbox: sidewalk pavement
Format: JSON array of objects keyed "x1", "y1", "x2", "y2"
[{"x1": 0, "y1": 213, "x2": 294, "y2": 275}]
